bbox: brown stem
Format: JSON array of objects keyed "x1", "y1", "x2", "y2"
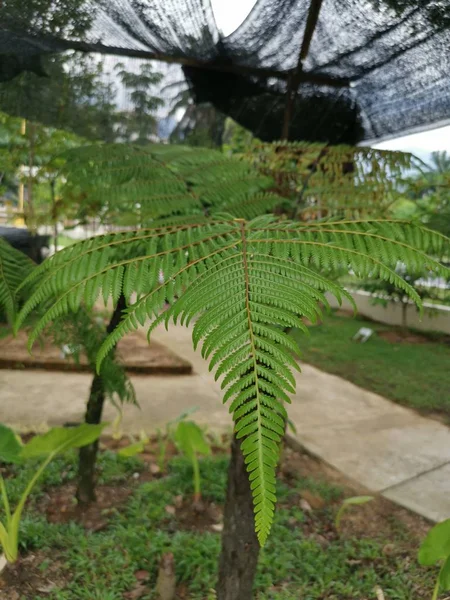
[
  {"x1": 75, "y1": 294, "x2": 127, "y2": 505},
  {"x1": 216, "y1": 435, "x2": 260, "y2": 600}
]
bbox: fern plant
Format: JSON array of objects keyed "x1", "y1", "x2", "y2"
[
  {"x1": 242, "y1": 141, "x2": 421, "y2": 220},
  {"x1": 0, "y1": 237, "x2": 34, "y2": 325},
  {"x1": 57, "y1": 143, "x2": 283, "y2": 227},
  {"x1": 15, "y1": 213, "x2": 449, "y2": 544},
  {"x1": 0, "y1": 236, "x2": 135, "y2": 504}
]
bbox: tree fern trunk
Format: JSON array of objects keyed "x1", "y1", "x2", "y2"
[
  {"x1": 216, "y1": 435, "x2": 260, "y2": 600},
  {"x1": 76, "y1": 295, "x2": 126, "y2": 505}
]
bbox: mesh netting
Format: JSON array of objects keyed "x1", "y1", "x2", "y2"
[{"x1": 1, "y1": 0, "x2": 449, "y2": 143}]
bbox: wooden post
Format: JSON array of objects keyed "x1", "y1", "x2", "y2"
[
  {"x1": 281, "y1": 74, "x2": 295, "y2": 140},
  {"x1": 281, "y1": 0, "x2": 325, "y2": 140}
]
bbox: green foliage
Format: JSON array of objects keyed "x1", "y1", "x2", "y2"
[
  {"x1": 4, "y1": 141, "x2": 448, "y2": 546},
  {"x1": 115, "y1": 63, "x2": 164, "y2": 145},
  {"x1": 0, "y1": 424, "x2": 22, "y2": 464},
  {"x1": 335, "y1": 495, "x2": 374, "y2": 531},
  {"x1": 0, "y1": 239, "x2": 134, "y2": 409},
  {"x1": 20, "y1": 425, "x2": 105, "y2": 460},
  {"x1": 16, "y1": 210, "x2": 449, "y2": 545},
  {"x1": 222, "y1": 118, "x2": 255, "y2": 156},
  {"x1": 0, "y1": 237, "x2": 34, "y2": 324},
  {"x1": 358, "y1": 265, "x2": 440, "y2": 330},
  {"x1": 402, "y1": 151, "x2": 450, "y2": 239},
  {"x1": 419, "y1": 520, "x2": 450, "y2": 566},
  {"x1": 243, "y1": 141, "x2": 420, "y2": 219},
  {"x1": 4, "y1": 453, "x2": 436, "y2": 599},
  {"x1": 156, "y1": 406, "x2": 199, "y2": 471},
  {"x1": 48, "y1": 308, "x2": 136, "y2": 409},
  {"x1": 173, "y1": 420, "x2": 211, "y2": 499},
  {"x1": 117, "y1": 431, "x2": 149, "y2": 458},
  {"x1": 0, "y1": 423, "x2": 104, "y2": 563},
  {"x1": 419, "y1": 519, "x2": 450, "y2": 600},
  {"x1": 57, "y1": 143, "x2": 281, "y2": 227}
]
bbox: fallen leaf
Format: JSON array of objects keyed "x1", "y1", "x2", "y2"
[
  {"x1": 382, "y1": 543, "x2": 396, "y2": 556},
  {"x1": 165, "y1": 505, "x2": 176, "y2": 515},
  {"x1": 211, "y1": 523, "x2": 223, "y2": 532},
  {"x1": 124, "y1": 583, "x2": 148, "y2": 600},
  {"x1": 174, "y1": 494, "x2": 183, "y2": 508},
  {"x1": 192, "y1": 499, "x2": 206, "y2": 513},
  {"x1": 36, "y1": 582, "x2": 57, "y2": 594},
  {"x1": 150, "y1": 463, "x2": 161, "y2": 475},
  {"x1": 134, "y1": 569, "x2": 150, "y2": 581},
  {"x1": 300, "y1": 499, "x2": 312, "y2": 512},
  {"x1": 300, "y1": 490, "x2": 326, "y2": 509},
  {"x1": 375, "y1": 586, "x2": 386, "y2": 600}
]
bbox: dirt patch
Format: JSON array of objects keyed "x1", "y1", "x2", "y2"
[
  {"x1": 36, "y1": 483, "x2": 133, "y2": 530},
  {"x1": 333, "y1": 308, "x2": 355, "y2": 318},
  {"x1": 0, "y1": 330, "x2": 192, "y2": 375},
  {"x1": 281, "y1": 442, "x2": 430, "y2": 544},
  {"x1": 378, "y1": 330, "x2": 431, "y2": 345},
  {"x1": 0, "y1": 552, "x2": 68, "y2": 600}
]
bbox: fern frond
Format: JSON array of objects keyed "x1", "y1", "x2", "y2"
[
  {"x1": 59, "y1": 144, "x2": 282, "y2": 226},
  {"x1": 0, "y1": 238, "x2": 35, "y2": 324},
  {"x1": 243, "y1": 141, "x2": 421, "y2": 219},
  {"x1": 17, "y1": 215, "x2": 449, "y2": 545}
]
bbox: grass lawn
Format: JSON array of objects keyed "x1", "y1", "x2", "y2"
[
  {"x1": 0, "y1": 443, "x2": 436, "y2": 599},
  {"x1": 292, "y1": 311, "x2": 450, "y2": 418},
  {"x1": 56, "y1": 234, "x2": 78, "y2": 248}
]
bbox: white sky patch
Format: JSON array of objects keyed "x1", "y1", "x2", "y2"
[
  {"x1": 372, "y1": 125, "x2": 450, "y2": 164},
  {"x1": 210, "y1": 0, "x2": 257, "y2": 35}
]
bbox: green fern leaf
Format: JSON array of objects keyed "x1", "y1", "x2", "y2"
[
  {"x1": 0, "y1": 238, "x2": 35, "y2": 325},
  {"x1": 17, "y1": 215, "x2": 450, "y2": 545}
]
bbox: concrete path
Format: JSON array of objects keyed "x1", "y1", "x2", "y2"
[{"x1": 1, "y1": 323, "x2": 449, "y2": 523}]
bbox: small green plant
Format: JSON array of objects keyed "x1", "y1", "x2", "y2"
[
  {"x1": 173, "y1": 420, "x2": 211, "y2": 502},
  {"x1": 156, "y1": 407, "x2": 199, "y2": 473},
  {"x1": 335, "y1": 495, "x2": 374, "y2": 531},
  {"x1": 419, "y1": 519, "x2": 450, "y2": 600},
  {"x1": 0, "y1": 423, "x2": 104, "y2": 565},
  {"x1": 117, "y1": 430, "x2": 149, "y2": 458}
]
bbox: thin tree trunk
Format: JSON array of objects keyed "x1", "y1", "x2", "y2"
[
  {"x1": 76, "y1": 295, "x2": 127, "y2": 505},
  {"x1": 216, "y1": 435, "x2": 260, "y2": 600}
]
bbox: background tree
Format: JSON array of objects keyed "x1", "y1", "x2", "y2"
[
  {"x1": 409, "y1": 151, "x2": 450, "y2": 238},
  {"x1": 115, "y1": 63, "x2": 164, "y2": 145},
  {"x1": 360, "y1": 267, "x2": 434, "y2": 332}
]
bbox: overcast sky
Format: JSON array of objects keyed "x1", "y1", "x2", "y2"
[{"x1": 210, "y1": 0, "x2": 450, "y2": 163}]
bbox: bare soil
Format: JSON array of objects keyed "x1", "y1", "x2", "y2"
[
  {"x1": 377, "y1": 330, "x2": 432, "y2": 345},
  {"x1": 0, "y1": 330, "x2": 192, "y2": 374}
]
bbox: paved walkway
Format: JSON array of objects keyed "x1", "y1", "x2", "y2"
[{"x1": 1, "y1": 323, "x2": 449, "y2": 522}]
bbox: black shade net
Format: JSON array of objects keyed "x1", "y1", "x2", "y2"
[{"x1": 1, "y1": 0, "x2": 449, "y2": 144}]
